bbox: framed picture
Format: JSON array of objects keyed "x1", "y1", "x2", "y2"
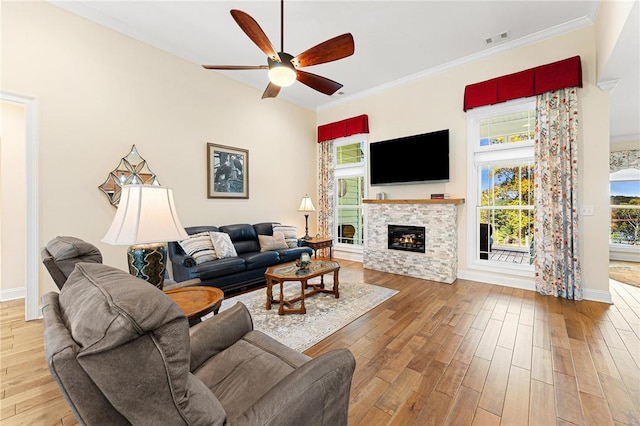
[{"x1": 207, "y1": 143, "x2": 249, "y2": 199}]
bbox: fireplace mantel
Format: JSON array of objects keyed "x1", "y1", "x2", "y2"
[{"x1": 363, "y1": 198, "x2": 465, "y2": 205}]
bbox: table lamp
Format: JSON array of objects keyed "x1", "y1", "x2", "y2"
[
  {"x1": 298, "y1": 194, "x2": 316, "y2": 240},
  {"x1": 102, "y1": 185, "x2": 188, "y2": 289}
]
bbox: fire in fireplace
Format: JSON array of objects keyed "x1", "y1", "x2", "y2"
[{"x1": 388, "y1": 224, "x2": 426, "y2": 253}]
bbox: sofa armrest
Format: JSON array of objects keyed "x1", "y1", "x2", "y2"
[
  {"x1": 189, "y1": 302, "x2": 253, "y2": 372},
  {"x1": 172, "y1": 253, "x2": 196, "y2": 268},
  {"x1": 234, "y1": 348, "x2": 356, "y2": 426}
]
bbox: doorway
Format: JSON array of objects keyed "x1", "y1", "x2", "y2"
[{"x1": 1, "y1": 92, "x2": 39, "y2": 320}]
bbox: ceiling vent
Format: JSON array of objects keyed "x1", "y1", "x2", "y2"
[{"x1": 485, "y1": 31, "x2": 510, "y2": 46}]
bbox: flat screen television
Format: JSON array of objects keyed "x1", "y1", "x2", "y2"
[{"x1": 369, "y1": 129, "x2": 449, "y2": 185}]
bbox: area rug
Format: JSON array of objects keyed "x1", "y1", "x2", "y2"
[
  {"x1": 215, "y1": 280, "x2": 398, "y2": 352},
  {"x1": 609, "y1": 260, "x2": 640, "y2": 288}
]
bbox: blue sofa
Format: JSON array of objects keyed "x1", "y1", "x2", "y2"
[{"x1": 168, "y1": 222, "x2": 312, "y2": 294}]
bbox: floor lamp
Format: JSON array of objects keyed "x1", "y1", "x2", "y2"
[
  {"x1": 298, "y1": 194, "x2": 316, "y2": 240},
  {"x1": 102, "y1": 185, "x2": 188, "y2": 289}
]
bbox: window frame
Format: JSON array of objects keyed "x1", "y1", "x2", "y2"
[
  {"x1": 333, "y1": 134, "x2": 367, "y2": 251},
  {"x1": 466, "y1": 97, "x2": 536, "y2": 276},
  {"x1": 609, "y1": 168, "x2": 640, "y2": 255}
]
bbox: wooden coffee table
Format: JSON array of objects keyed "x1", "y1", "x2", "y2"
[
  {"x1": 165, "y1": 286, "x2": 224, "y2": 326},
  {"x1": 265, "y1": 260, "x2": 340, "y2": 315}
]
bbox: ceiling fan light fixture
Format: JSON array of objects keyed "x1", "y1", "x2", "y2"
[
  {"x1": 268, "y1": 65, "x2": 296, "y2": 87},
  {"x1": 267, "y1": 53, "x2": 297, "y2": 87}
]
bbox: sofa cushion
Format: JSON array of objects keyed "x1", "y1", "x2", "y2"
[
  {"x1": 276, "y1": 246, "x2": 314, "y2": 263},
  {"x1": 272, "y1": 225, "x2": 298, "y2": 248},
  {"x1": 59, "y1": 263, "x2": 225, "y2": 424},
  {"x1": 210, "y1": 232, "x2": 238, "y2": 259},
  {"x1": 239, "y1": 251, "x2": 279, "y2": 270},
  {"x1": 194, "y1": 330, "x2": 310, "y2": 421},
  {"x1": 219, "y1": 224, "x2": 260, "y2": 254},
  {"x1": 253, "y1": 222, "x2": 278, "y2": 236},
  {"x1": 258, "y1": 233, "x2": 288, "y2": 252},
  {"x1": 186, "y1": 225, "x2": 219, "y2": 235},
  {"x1": 179, "y1": 232, "x2": 218, "y2": 264},
  {"x1": 194, "y1": 257, "x2": 246, "y2": 280}
]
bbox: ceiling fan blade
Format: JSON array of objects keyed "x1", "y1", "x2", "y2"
[
  {"x1": 292, "y1": 34, "x2": 354, "y2": 68},
  {"x1": 262, "y1": 82, "x2": 281, "y2": 99},
  {"x1": 202, "y1": 65, "x2": 268, "y2": 70},
  {"x1": 230, "y1": 9, "x2": 281, "y2": 62},
  {"x1": 296, "y1": 70, "x2": 343, "y2": 96}
]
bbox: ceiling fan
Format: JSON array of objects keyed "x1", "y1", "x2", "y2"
[{"x1": 202, "y1": 0, "x2": 355, "y2": 99}]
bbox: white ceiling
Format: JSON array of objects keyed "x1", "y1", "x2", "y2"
[{"x1": 51, "y1": 0, "x2": 638, "y2": 142}]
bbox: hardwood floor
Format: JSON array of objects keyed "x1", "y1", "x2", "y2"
[{"x1": 1, "y1": 260, "x2": 639, "y2": 425}]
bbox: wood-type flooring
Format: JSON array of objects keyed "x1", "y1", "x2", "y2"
[{"x1": 1, "y1": 259, "x2": 639, "y2": 425}]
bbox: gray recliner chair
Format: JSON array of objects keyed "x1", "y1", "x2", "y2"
[
  {"x1": 42, "y1": 263, "x2": 356, "y2": 425},
  {"x1": 41, "y1": 236, "x2": 103, "y2": 289}
]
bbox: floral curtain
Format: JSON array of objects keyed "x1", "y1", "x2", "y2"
[
  {"x1": 610, "y1": 149, "x2": 640, "y2": 173},
  {"x1": 534, "y1": 87, "x2": 583, "y2": 300},
  {"x1": 317, "y1": 140, "x2": 335, "y2": 240}
]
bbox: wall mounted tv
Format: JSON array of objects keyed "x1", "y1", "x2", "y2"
[{"x1": 369, "y1": 129, "x2": 449, "y2": 185}]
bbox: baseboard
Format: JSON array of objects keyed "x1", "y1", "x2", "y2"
[
  {"x1": 333, "y1": 248, "x2": 363, "y2": 263},
  {"x1": 457, "y1": 269, "x2": 535, "y2": 291},
  {"x1": 1, "y1": 287, "x2": 26, "y2": 301},
  {"x1": 457, "y1": 269, "x2": 612, "y2": 304},
  {"x1": 583, "y1": 288, "x2": 613, "y2": 304}
]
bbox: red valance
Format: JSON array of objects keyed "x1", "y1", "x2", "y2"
[
  {"x1": 317, "y1": 114, "x2": 369, "y2": 143},
  {"x1": 464, "y1": 56, "x2": 582, "y2": 111}
]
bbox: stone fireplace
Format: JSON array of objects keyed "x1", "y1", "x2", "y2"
[{"x1": 363, "y1": 199, "x2": 463, "y2": 284}]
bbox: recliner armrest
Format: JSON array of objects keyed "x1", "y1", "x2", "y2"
[
  {"x1": 189, "y1": 302, "x2": 253, "y2": 372},
  {"x1": 234, "y1": 348, "x2": 356, "y2": 426}
]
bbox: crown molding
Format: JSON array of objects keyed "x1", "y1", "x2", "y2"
[{"x1": 318, "y1": 16, "x2": 594, "y2": 112}]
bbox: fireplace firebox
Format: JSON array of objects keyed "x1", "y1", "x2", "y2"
[{"x1": 388, "y1": 225, "x2": 426, "y2": 253}]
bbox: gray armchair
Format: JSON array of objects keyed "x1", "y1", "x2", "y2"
[
  {"x1": 41, "y1": 236, "x2": 102, "y2": 289},
  {"x1": 42, "y1": 263, "x2": 355, "y2": 425}
]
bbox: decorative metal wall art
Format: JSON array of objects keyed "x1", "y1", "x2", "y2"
[{"x1": 98, "y1": 145, "x2": 160, "y2": 207}]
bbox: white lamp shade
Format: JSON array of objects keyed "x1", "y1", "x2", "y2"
[
  {"x1": 102, "y1": 185, "x2": 188, "y2": 245},
  {"x1": 298, "y1": 195, "x2": 316, "y2": 212}
]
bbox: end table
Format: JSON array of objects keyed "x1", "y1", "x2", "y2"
[{"x1": 303, "y1": 237, "x2": 333, "y2": 259}]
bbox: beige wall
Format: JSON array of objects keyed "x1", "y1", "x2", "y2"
[
  {"x1": 2, "y1": 1, "x2": 318, "y2": 296},
  {"x1": 0, "y1": 101, "x2": 27, "y2": 293},
  {"x1": 318, "y1": 26, "x2": 612, "y2": 299}
]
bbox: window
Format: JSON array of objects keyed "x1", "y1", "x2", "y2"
[
  {"x1": 610, "y1": 168, "x2": 640, "y2": 246},
  {"x1": 467, "y1": 98, "x2": 535, "y2": 272},
  {"x1": 334, "y1": 136, "x2": 366, "y2": 247}
]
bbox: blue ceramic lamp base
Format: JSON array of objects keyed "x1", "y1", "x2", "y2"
[{"x1": 127, "y1": 243, "x2": 167, "y2": 289}]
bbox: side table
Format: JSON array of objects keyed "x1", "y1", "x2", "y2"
[
  {"x1": 304, "y1": 237, "x2": 333, "y2": 259},
  {"x1": 165, "y1": 286, "x2": 224, "y2": 326}
]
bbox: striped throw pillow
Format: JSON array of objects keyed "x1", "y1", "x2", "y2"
[
  {"x1": 272, "y1": 225, "x2": 298, "y2": 248},
  {"x1": 178, "y1": 232, "x2": 218, "y2": 264}
]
